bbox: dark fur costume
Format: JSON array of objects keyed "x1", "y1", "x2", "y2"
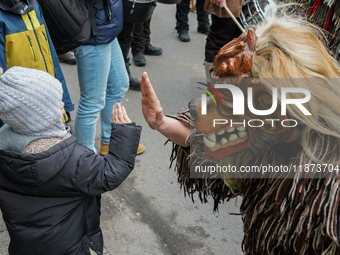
[{"x1": 170, "y1": 111, "x2": 340, "y2": 255}]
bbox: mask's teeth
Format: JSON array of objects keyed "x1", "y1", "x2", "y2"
[
  {"x1": 206, "y1": 133, "x2": 216, "y2": 142},
  {"x1": 226, "y1": 127, "x2": 235, "y2": 133},
  {"x1": 203, "y1": 135, "x2": 216, "y2": 148},
  {"x1": 228, "y1": 134, "x2": 238, "y2": 142},
  {"x1": 238, "y1": 131, "x2": 248, "y2": 138},
  {"x1": 221, "y1": 137, "x2": 228, "y2": 145},
  {"x1": 217, "y1": 129, "x2": 225, "y2": 135}
]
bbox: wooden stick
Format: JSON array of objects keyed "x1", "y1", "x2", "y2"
[{"x1": 223, "y1": 4, "x2": 246, "y2": 34}]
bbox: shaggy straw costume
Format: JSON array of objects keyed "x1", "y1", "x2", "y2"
[{"x1": 169, "y1": 15, "x2": 340, "y2": 255}]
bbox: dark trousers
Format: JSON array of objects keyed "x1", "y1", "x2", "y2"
[
  {"x1": 0, "y1": 119, "x2": 3, "y2": 128},
  {"x1": 117, "y1": 21, "x2": 136, "y2": 66},
  {"x1": 131, "y1": 17, "x2": 151, "y2": 55},
  {"x1": 175, "y1": 0, "x2": 209, "y2": 32},
  {"x1": 205, "y1": 15, "x2": 242, "y2": 62}
]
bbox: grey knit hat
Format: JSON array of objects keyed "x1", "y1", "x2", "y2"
[{"x1": 0, "y1": 66, "x2": 66, "y2": 137}]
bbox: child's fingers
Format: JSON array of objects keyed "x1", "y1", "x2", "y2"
[
  {"x1": 112, "y1": 103, "x2": 132, "y2": 124},
  {"x1": 116, "y1": 104, "x2": 124, "y2": 123},
  {"x1": 111, "y1": 103, "x2": 116, "y2": 115},
  {"x1": 112, "y1": 104, "x2": 117, "y2": 123},
  {"x1": 112, "y1": 103, "x2": 122, "y2": 123},
  {"x1": 121, "y1": 106, "x2": 132, "y2": 123}
]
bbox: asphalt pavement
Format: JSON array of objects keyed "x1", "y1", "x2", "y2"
[{"x1": 0, "y1": 4, "x2": 244, "y2": 255}]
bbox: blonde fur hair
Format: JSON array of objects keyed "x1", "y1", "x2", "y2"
[{"x1": 252, "y1": 15, "x2": 340, "y2": 165}]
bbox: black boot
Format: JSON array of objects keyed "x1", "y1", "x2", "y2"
[
  {"x1": 197, "y1": 23, "x2": 210, "y2": 35},
  {"x1": 178, "y1": 30, "x2": 190, "y2": 42},
  {"x1": 126, "y1": 62, "x2": 141, "y2": 91}
]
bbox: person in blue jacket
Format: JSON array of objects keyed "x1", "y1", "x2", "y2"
[
  {"x1": 0, "y1": 0, "x2": 74, "y2": 119},
  {"x1": 74, "y1": 0, "x2": 144, "y2": 156}
]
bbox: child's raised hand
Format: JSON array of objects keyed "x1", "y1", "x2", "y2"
[
  {"x1": 140, "y1": 72, "x2": 164, "y2": 130},
  {"x1": 112, "y1": 103, "x2": 132, "y2": 124}
]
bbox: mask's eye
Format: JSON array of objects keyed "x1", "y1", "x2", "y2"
[
  {"x1": 220, "y1": 98, "x2": 235, "y2": 117},
  {"x1": 222, "y1": 99, "x2": 233, "y2": 109},
  {"x1": 257, "y1": 92, "x2": 274, "y2": 110}
]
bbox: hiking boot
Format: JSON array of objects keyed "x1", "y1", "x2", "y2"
[
  {"x1": 58, "y1": 52, "x2": 76, "y2": 65},
  {"x1": 126, "y1": 62, "x2": 141, "y2": 91},
  {"x1": 197, "y1": 24, "x2": 210, "y2": 35},
  {"x1": 133, "y1": 52, "x2": 146, "y2": 66},
  {"x1": 178, "y1": 30, "x2": 190, "y2": 42},
  {"x1": 144, "y1": 44, "x2": 163, "y2": 56},
  {"x1": 137, "y1": 144, "x2": 145, "y2": 155},
  {"x1": 129, "y1": 75, "x2": 141, "y2": 91},
  {"x1": 100, "y1": 141, "x2": 109, "y2": 156}
]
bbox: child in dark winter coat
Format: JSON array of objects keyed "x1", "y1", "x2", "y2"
[{"x1": 0, "y1": 66, "x2": 141, "y2": 255}]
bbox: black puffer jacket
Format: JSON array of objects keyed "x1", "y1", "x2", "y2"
[{"x1": 0, "y1": 122, "x2": 141, "y2": 255}]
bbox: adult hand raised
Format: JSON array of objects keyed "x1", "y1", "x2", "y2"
[
  {"x1": 140, "y1": 72, "x2": 190, "y2": 147},
  {"x1": 140, "y1": 72, "x2": 164, "y2": 131}
]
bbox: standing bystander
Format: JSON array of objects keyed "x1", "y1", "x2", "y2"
[
  {"x1": 204, "y1": 0, "x2": 244, "y2": 76},
  {"x1": 118, "y1": 11, "x2": 161, "y2": 93},
  {"x1": 131, "y1": 17, "x2": 163, "y2": 67},
  {"x1": 73, "y1": 0, "x2": 145, "y2": 155},
  {"x1": 0, "y1": 0, "x2": 74, "y2": 121},
  {"x1": 175, "y1": 0, "x2": 210, "y2": 42}
]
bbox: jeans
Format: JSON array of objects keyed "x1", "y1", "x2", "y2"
[{"x1": 73, "y1": 38, "x2": 129, "y2": 153}]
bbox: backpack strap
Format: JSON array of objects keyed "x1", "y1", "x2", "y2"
[{"x1": 86, "y1": 0, "x2": 99, "y2": 37}]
